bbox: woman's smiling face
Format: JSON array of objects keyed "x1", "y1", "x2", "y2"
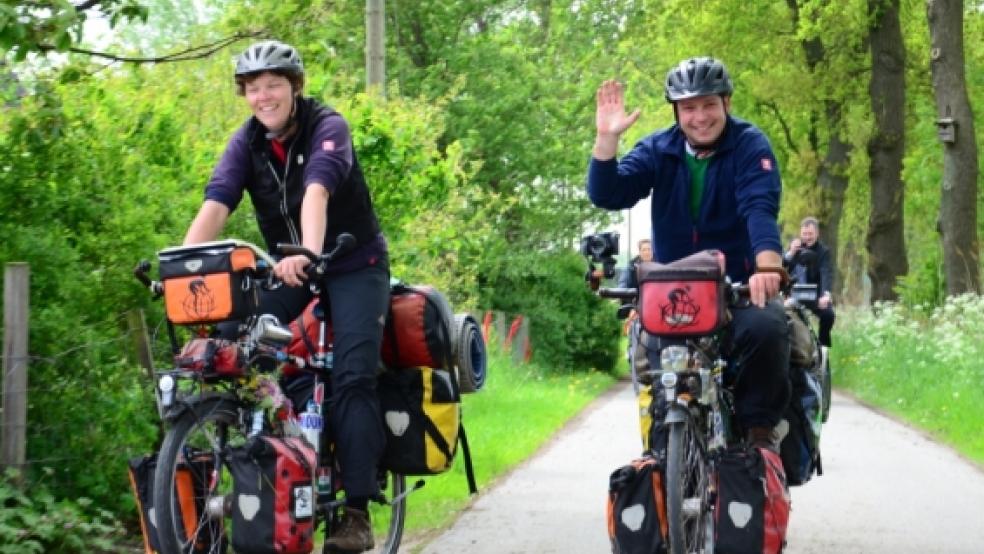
[{"x1": 243, "y1": 72, "x2": 295, "y2": 135}]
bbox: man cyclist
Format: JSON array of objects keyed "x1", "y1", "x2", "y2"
[
  {"x1": 785, "y1": 216, "x2": 836, "y2": 347},
  {"x1": 586, "y1": 57, "x2": 790, "y2": 451},
  {"x1": 183, "y1": 40, "x2": 385, "y2": 552}
]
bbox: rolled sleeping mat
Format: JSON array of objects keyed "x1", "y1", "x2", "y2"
[{"x1": 452, "y1": 313, "x2": 487, "y2": 393}]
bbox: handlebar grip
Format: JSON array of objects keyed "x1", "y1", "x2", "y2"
[
  {"x1": 133, "y1": 260, "x2": 164, "y2": 296},
  {"x1": 598, "y1": 287, "x2": 638, "y2": 300},
  {"x1": 277, "y1": 243, "x2": 317, "y2": 261}
]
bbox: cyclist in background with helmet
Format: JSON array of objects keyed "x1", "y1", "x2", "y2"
[
  {"x1": 586, "y1": 57, "x2": 790, "y2": 451},
  {"x1": 184, "y1": 39, "x2": 386, "y2": 552}
]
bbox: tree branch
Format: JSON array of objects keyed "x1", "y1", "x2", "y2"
[
  {"x1": 74, "y1": 0, "x2": 103, "y2": 11},
  {"x1": 759, "y1": 100, "x2": 799, "y2": 154},
  {"x1": 37, "y1": 31, "x2": 262, "y2": 64}
]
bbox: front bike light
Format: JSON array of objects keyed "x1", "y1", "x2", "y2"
[
  {"x1": 660, "y1": 371, "x2": 678, "y2": 402},
  {"x1": 156, "y1": 374, "x2": 175, "y2": 419},
  {"x1": 660, "y1": 345, "x2": 689, "y2": 371}
]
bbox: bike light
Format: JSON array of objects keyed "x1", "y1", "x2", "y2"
[
  {"x1": 660, "y1": 346, "x2": 689, "y2": 371},
  {"x1": 660, "y1": 371, "x2": 678, "y2": 389},
  {"x1": 158, "y1": 375, "x2": 175, "y2": 409}
]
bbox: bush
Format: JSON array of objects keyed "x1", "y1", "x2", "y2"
[
  {"x1": 0, "y1": 469, "x2": 126, "y2": 553},
  {"x1": 489, "y1": 249, "x2": 621, "y2": 372}
]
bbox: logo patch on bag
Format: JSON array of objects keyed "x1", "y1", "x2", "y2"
[
  {"x1": 293, "y1": 486, "x2": 313, "y2": 519},
  {"x1": 184, "y1": 259, "x2": 203, "y2": 272},
  {"x1": 238, "y1": 494, "x2": 261, "y2": 521},
  {"x1": 385, "y1": 411, "x2": 411, "y2": 436},
  {"x1": 621, "y1": 504, "x2": 646, "y2": 532},
  {"x1": 728, "y1": 501, "x2": 752, "y2": 528},
  {"x1": 182, "y1": 278, "x2": 217, "y2": 320},
  {"x1": 660, "y1": 287, "x2": 700, "y2": 327}
]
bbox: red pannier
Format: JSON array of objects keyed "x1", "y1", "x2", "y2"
[
  {"x1": 381, "y1": 284, "x2": 454, "y2": 370},
  {"x1": 637, "y1": 250, "x2": 728, "y2": 337},
  {"x1": 228, "y1": 436, "x2": 316, "y2": 554},
  {"x1": 715, "y1": 446, "x2": 791, "y2": 554},
  {"x1": 281, "y1": 283, "x2": 454, "y2": 376}
]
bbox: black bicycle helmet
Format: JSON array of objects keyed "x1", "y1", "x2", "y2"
[
  {"x1": 235, "y1": 40, "x2": 304, "y2": 77},
  {"x1": 664, "y1": 57, "x2": 733, "y2": 102}
]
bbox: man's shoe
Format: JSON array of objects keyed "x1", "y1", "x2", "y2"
[
  {"x1": 324, "y1": 506, "x2": 374, "y2": 553},
  {"x1": 747, "y1": 426, "x2": 780, "y2": 453}
]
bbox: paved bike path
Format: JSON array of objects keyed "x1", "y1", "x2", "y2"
[{"x1": 417, "y1": 381, "x2": 984, "y2": 553}]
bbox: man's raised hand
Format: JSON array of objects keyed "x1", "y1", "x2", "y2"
[{"x1": 593, "y1": 80, "x2": 641, "y2": 160}]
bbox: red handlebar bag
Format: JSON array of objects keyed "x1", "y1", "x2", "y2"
[
  {"x1": 637, "y1": 250, "x2": 728, "y2": 337},
  {"x1": 158, "y1": 242, "x2": 259, "y2": 325}
]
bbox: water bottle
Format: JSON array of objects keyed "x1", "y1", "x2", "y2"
[{"x1": 298, "y1": 400, "x2": 323, "y2": 452}]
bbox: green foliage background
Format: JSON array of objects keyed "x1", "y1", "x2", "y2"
[{"x1": 1, "y1": 0, "x2": 983, "y2": 545}]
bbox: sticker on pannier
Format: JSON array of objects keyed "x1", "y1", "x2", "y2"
[
  {"x1": 127, "y1": 452, "x2": 222, "y2": 554},
  {"x1": 377, "y1": 367, "x2": 460, "y2": 475},
  {"x1": 715, "y1": 446, "x2": 790, "y2": 554},
  {"x1": 158, "y1": 241, "x2": 260, "y2": 325},
  {"x1": 381, "y1": 284, "x2": 454, "y2": 370},
  {"x1": 637, "y1": 250, "x2": 727, "y2": 337},
  {"x1": 607, "y1": 456, "x2": 669, "y2": 554},
  {"x1": 227, "y1": 436, "x2": 316, "y2": 554}
]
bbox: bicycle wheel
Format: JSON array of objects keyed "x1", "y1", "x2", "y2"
[
  {"x1": 153, "y1": 396, "x2": 246, "y2": 554},
  {"x1": 820, "y1": 346, "x2": 832, "y2": 423},
  {"x1": 665, "y1": 414, "x2": 712, "y2": 554}
]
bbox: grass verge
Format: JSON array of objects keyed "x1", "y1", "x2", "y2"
[{"x1": 831, "y1": 295, "x2": 984, "y2": 466}]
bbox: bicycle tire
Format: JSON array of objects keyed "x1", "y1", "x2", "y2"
[
  {"x1": 665, "y1": 415, "x2": 712, "y2": 554},
  {"x1": 153, "y1": 395, "x2": 243, "y2": 554},
  {"x1": 820, "y1": 347, "x2": 832, "y2": 423}
]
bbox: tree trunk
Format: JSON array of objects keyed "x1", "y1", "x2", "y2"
[
  {"x1": 865, "y1": 0, "x2": 908, "y2": 302},
  {"x1": 927, "y1": 0, "x2": 981, "y2": 296},
  {"x1": 366, "y1": 0, "x2": 386, "y2": 94},
  {"x1": 788, "y1": 0, "x2": 853, "y2": 300}
]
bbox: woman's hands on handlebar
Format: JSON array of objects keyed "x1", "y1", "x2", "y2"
[{"x1": 274, "y1": 255, "x2": 311, "y2": 288}]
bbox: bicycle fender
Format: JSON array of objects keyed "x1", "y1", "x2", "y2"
[
  {"x1": 663, "y1": 405, "x2": 689, "y2": 425},
  {"x1": 162, "y1": 391, "x2": 239, "y2": 422}
]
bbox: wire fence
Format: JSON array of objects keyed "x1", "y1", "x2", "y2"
[{"x1": 1, "y1": 297, "x2": 173, "y2": 515}]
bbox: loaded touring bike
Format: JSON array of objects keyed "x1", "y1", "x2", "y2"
[
  {"x1": 589, "y1": 241, "x2": 826, "y2": 554},
  {"x1": 133, "y1": 235, "x2": 418, "y2": 554}
]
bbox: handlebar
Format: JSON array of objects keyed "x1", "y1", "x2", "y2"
[
  {"x1": 596, "y1": 282, "x2": 753, "y2": 306},
  {"x1": 276, "y1": 232, "x2": 357, "y2": 279}
]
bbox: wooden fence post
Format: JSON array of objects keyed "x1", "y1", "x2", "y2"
[
  {"x1": 126, "y1": 309, "x2": 155, "y2": 380},
  {"x1": 2, "y1": 263, "x2": 29, "y2": 472}
]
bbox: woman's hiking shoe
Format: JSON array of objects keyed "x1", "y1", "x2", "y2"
[{"x1": 324, "y1": 506, "x2": 374, "y2": 553}]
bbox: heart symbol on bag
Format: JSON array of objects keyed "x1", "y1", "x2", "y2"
[
  {"x1": 728, "y1": 501, "x2": 753, "y2": 528},
  {"x1": 238, "y1": 494, "x2": 261, "y2": 521},
  {"x1": 621, "y1": 504, "x2": 646, "y2": 532},
  {"x1": 385, "y1": 411, "x2": 410, "y2": 436}
]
